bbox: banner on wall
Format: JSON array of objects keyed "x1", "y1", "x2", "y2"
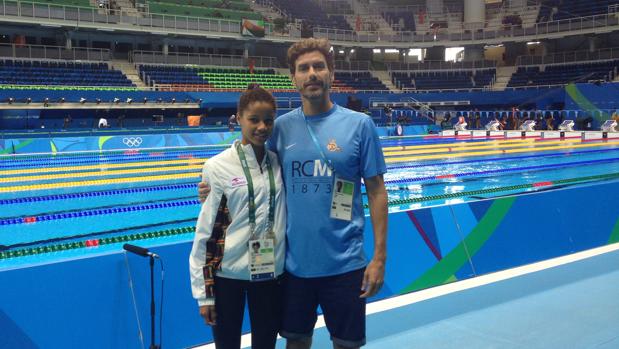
[{"x1": 241, "y1": 19, "x2": 265, "y2": 37}]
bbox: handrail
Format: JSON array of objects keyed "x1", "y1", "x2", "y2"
[
  {"x1": 0, "y1": 0, "x2": 617, "y2": 46},
  {"x1": 0, "y1": 43, "x2": 111, "y2": 61},
  {"x1": 131, "y1": 51, "x2": 281, "y2": 68},
  {"x1": 517, "y1": 47, "x2": 619, "y2": 66},
  {"x1": 312, "y1": 12, "x2": 618, "y2": 44},
  {"x1": 387, "y1": 60, "x2": 497, "y2": 71},
  {"x1": 334, "y1": 60, "x2": 371, "y2": 71}
]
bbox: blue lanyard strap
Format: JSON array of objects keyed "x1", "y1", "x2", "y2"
[{"x1": 302, "y1": 109, "x2": 334, "y2": 173}]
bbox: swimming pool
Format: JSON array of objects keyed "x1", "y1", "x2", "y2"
[{"x1": 1, "y1": 134, "x2": 618, "y2": 269}]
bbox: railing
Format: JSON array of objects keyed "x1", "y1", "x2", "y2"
[
  {"x1": 0, "y1": 1, "x2": 617, "y2": 45},
  {"x1": 314, "y1": 12, "x2": 619, "y2": 43},
  {"x1": 387, "y1": 60, "x2": 497, "y2": 71},
  {"x1": 390, "y1": 83, "x2": 568, "y2": 94},
  {"x1": 334, "y1": 60, "x2": 370, "y2": 71},
  {"x1": 517, "y1": 47, "x2": 619, "y2": 66},
  {"x1": 0, "y1": 1, "x2": 272, "y2": 35},
  {"x1": 131, "y1": 51, "x2": 281, "y2": 68},
  {"x1": 0, "y1": 43, "x2": 111, "y2": 61}
]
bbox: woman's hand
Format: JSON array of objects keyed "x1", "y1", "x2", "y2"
[
  {"x1": 198, "y1": 182, "x2": 211, "y2": 203},
  {"x1": 199, "y1": 305, "x2": 217, "y2": 326}
]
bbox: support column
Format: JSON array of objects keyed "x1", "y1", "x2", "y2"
[
  {"x1": 589, "y1": 36, "x2": 599, "y2": 52},
  {"x1": 503, "y1": 41, "x2": 527, "y2": 66},
  {"x1": 244, "y1": 41, "x2": 254, "y2": 58},
  {"x1": 162, "y1": 39, "x2": 169, "y2": 55},
  {"x1": 463, "y1": 45, "x2": 484, "y2": 62},
  {"x1": 64, "y1": 31, "x2": 72, "y2": 50},
  {"x1": 463, "y1": 0, "x2": 485, "y2": 31},
  {"x1": 399, "y1": 49, "x2": 407, "y2": 63},
  {"x1": 425, "y1": 46, "x2": 445, "y2": 61},
  {"x1": 426, "y1": 0, "x2": 443, "y2": 14}
]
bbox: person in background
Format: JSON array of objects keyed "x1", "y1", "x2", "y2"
[
  {"x1": 228, "y1": 113, "x2": 237, "y2": 132},
  {"x1": 98, "y1": 117, "x2": 108, "y2": 128},
  {"x1": 190, "y1": 85, "x2": 286, "y2": 349},
  {"x1": 63, "y1": 114, "x2": 72, "y2": 129}
]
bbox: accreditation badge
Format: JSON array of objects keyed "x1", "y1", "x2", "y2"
[
  {"x1": 330, "y1": 175, "x2": 354, "y2": 221},
  {"x1": 248, "y1": 238, "x2": 275, "y2": 281}
]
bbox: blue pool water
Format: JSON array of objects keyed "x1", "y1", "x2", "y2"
[{"x1": 1, "y1": 135, "x2": 618, "y2": 269}]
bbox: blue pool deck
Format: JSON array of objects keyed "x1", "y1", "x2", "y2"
[{"x1": 206, "y1": 244, "x2": 619, "y2": 349}]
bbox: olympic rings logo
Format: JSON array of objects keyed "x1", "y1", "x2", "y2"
[{"x1": 123, "y1": 137, "x2": 143, "y2": 147}]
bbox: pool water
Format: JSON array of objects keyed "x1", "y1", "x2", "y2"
[{"x1": 1, "y1": 135, "x2": 618, "y2": 269}]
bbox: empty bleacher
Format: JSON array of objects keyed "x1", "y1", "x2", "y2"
[
  {"x1": 0, "y1": 60, "x2": 134, "y2": 87},
  {"x1": 33, "y1": 0, "x2": 93, "y2": 7},
  {"x1": 507, "y1": 60, "x2": 619, "y2": 87},
  {"x1": 334, "y1": 72, "x2": 388, "y2": 91},
  {"x1": 392, "y1": 69, "x2": 496, "y2": 91},
  {"x1": 142, "y1": 0, "x2": 262, "y2": 20},
  {"x1": 139, "y1": 65, "x2": 294, "y2": 90},
  {"x1": 539, "y1": 0, "x2": 616, "y2": 22},
  {"x1": 382, "y1": 11, "x2": 416, "y2": 32},
  {"x1": 270, "y1": 0, "x2": 351, "y2": 30}
]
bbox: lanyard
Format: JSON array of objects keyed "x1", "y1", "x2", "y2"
[
  {"x1": 302, "y1": 108, "x2": 335, "y2": 173},
  {"x1": 235, "y1": 141, "x2": 276, "y2": 238}
]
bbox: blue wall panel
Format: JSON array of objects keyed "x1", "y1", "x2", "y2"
[{"x1": 0, "y1": 178, "x2": 618, "y2": 348}]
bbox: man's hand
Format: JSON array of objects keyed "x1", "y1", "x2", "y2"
[
  {"x1": 360, "y1": 258, "x2": 385, "y2": 298},
  {"x1": 198, "y1": 182, "x2": 210, "y2": 203},
  {"x1": 199, "y1": 305, "x2": 217, "y2": 326},
  {"x1": 362, "y1": 174, "x2": 387, "y2": 299}
]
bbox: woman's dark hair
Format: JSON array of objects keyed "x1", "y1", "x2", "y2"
[{"x1": 237, "y1": 83, "x2": 276, "y2": 116}]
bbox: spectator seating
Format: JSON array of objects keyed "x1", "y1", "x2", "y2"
[
  {"x1": 392, "y1": 69, "x2": 496, "y2": 90},
  {"x1": 382, "y1": 11, "x2": 416, "y2": 32},
  {"x1": 153, "y1": 0, "x2": 251, "y2": 11},
  {"x1": 334, "y1": 72, "x2": 388, "y2": 91},
  {"x1": 145, "y1": 0, "x2": 262, "y2": 20},
  {"x1": 32, "y1": 0, "x2": 93, "y2": 7},
  {"x1": 507, "y1": 60, "x2": 619, "y2": 87},
  {"x1": 270, "y1": 0, "x2": 352, "y2": 30},
  {"x1": 140, "y1": 66, "x2": 389, "y2": 91},
  {"x1": 0, "y1": 60, "x2": 134, "y2": 87},
  {"x1": 538, "y1": 0, "x2": 616, "y2": 22},
  {"x1": 139, "y1": 65, "x2": 294, "y2": 90}
]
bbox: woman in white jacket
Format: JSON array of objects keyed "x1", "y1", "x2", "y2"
[{"x1": 189, "y1": 85, "x2": 286, "y2": 349}]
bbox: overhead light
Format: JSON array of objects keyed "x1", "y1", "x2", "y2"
[
  {"x1": 113, "y1": 98, "x2": 120, "y2": 104},
  {"x1": 80, "y1": 97, "x2": 86, "y2": 104},
  {"x1": 527, "y1": 41, "x2": 541, "y2": 45},
  {"x1": 126, "y1": 98, "x2": 133, "y2": 104}
]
